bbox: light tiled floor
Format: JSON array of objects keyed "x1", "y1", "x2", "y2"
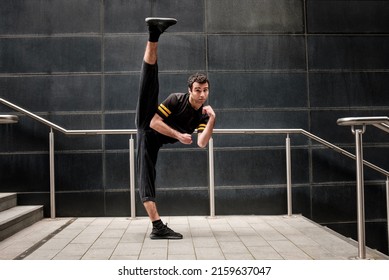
[{"x1": 0, "y1": 215, "x2": 387, "y2": 260}]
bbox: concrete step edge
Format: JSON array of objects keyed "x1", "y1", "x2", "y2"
[
  {"x1": 0, "y1": 193, "x2": 17, "y2": 212},
  {"x1": 0, "y1": 206, "x2": 44, "y2": 230}
]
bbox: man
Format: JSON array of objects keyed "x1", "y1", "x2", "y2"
[{"x1": 136, "y1": 17, "x2": 216, "y2": 239}]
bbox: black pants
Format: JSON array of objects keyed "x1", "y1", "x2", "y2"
[{"x1": 136, "y1": 62, "x2": 162, "y2": 202}]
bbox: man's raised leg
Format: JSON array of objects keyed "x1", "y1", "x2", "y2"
[{"x1": 137, "y1": 17, "x2": 182, "y2": 240}]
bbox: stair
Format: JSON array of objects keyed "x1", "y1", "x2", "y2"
[{"x1": 0, "y1": 193, "x2": 43, "y2": 241}]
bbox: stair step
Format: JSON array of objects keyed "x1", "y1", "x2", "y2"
[
  {"x1": 0, "y1": 193, "x2": 17, "y2": 212},
  {"x1": 0, "y1": 205, "x2": 44, "y2": 241}
]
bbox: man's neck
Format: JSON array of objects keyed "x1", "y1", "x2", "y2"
[{"x1": 188, "y1": 95, "x2": 202, "y2": 110}]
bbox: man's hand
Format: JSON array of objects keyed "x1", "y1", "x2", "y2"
[
  {"x1": 202, "y1": 105, "x2": 215, "y2": 119},
  {"x1": 178, "y1": 133, "x2": 193, "y2": 145}
]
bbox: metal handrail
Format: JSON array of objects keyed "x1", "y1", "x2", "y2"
[
  {"x1": 337, "y1": 116, "x2": 389, "y2": 259},
  {"x1": 0, "y1": 97, "x2": 136, "y2": 135},
  {"x1": 213, "y1": 128, "x2": 389, "y2": 177},
  {"x1": 1, "y1": 97, "x2": 389, "y2": 259},
  {"x1": 338, "y1": 116, "x2": 389, "y2": 134},
  {"x1": 1, "y1": 96, "x2": 388, "y2": 177},
  {"x1": 0, "y1": 114, "x2": 19, "y2": 124},
  {"x1": 337, "y1": 116, "x2": 389, "y2": 126}
]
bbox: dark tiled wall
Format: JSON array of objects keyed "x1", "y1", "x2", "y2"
[{"x1": 0, "y1": 0, "x2": 388, "y2": 254}]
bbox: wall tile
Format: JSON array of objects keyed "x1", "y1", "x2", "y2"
[
  {"x1": 214, "y1": 149, "x2": 309, "y2": 186},
  {"x1": 104, "y1": 113, "x2": 135, "y2": 150},
  {"x1": 104, "y1": 112, "x2": 134, "y2": 130},
  {"x1": 156, "y1": 149, "x2": 209, "y2": 188},
  {"x1": 309, "y1": 72, "x2": 389, "y2": 108},
  {"x1": 155, "y1": 35, "x2": 206, "y2": 71},
  {"x1": 363, "y1": 147, "x2": 389, "y2": 173},
  {"x1": 365, "y1": 222, "x2": 388, "y2": 255},
  {"x1": 212, "y1": 110, "x2": 309, "y2": 147},
  {"x1": 55, "y1": 153, "x2": 103, "y2": 191},
  {"x1": 207, "y1": 0, "x2": 303, "y2": 33},
  {"x1": 56, "y1": 192, "x2": 105, "y2": 216},
  {"x1": 105, "y1": 191, "x2": 131, "y2": 216},
  {"x1": 104, "y1": 35, "x2": 205, "y2": 72},
  {"x1": 311, "y1": 148, "x2": 357, "y2": 183},
  {"x1": 0, "y1": 117, "x2": 50, "y2": 152},
  {"x1": 158, "y1": 73, "x2": 191, "y2": 99},
  {"x1": 364, "y1": 183, "x2": 387, "y2": 220},
  {"x1": 150, "y1": 189, "x2": 210, "y2": 216},
  {"x1": 209, "y1": 72, "x2": 307, "y2": 109},
  {"x1": 0, "y1": 0, "x2": 100, "y2": 35},
  {"x1": 216, "y1": 110, "x2": 309, "y2": 129},
  {"x1": 154, "y1": 0, "x2": 205, "y2": 32},
  {"x1": 308, "y1": 36, "x2": 389, "y2": 70},
  {"x1": 307, "y1": 0, "x2": 389, "y2": 33},
  {"x1": 104, "y1": 35, "x2": 145, "y2": 72},
  {"x1": 215, "y1": 187, "x2": 287, "y2": 215},
  {"x1": 312, "y1": 147, "x2": 388, "y2": 183},
  {"x1": 104, "y1": 0, "x2": 151, "y2": 33},
  {"x1": 208, "y1": 35, "x2": 306, "y2": 70},
  {"x1": 0, "y1": 37, "x2": 101, "y2": 74},
  {"x1": 104, "y1": 74, "x2": 139, "y2": 111},
  {"x1": 0, "y1": 76, "x2": 101, "y2": 112},
  {"x1": 312, "y1": 184, "x2": 356, "y2": 223},
  {"x1": 313, "y1": 182, "x2": 388, "y2": 227},
  {"x1": 291, "y1": 186, "x2": 312, "y2": 217},
  {"x1": 0, "y1": 154, "x2": 49, "y2": 192},
  {"x1": 105, "y1": 152, "x2": 130, "y2": 190}
]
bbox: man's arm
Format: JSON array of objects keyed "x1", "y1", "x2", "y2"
[
  {"x1": 197, "y1": 105, "x2": 216, "y2": 148},
  {"x1": 150, "y1": 114, "x2": 193, "y2": 144}
]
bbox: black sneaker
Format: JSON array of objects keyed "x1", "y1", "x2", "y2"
[
  {"x1": 145, "y1": 17, "x2": 177, "y2": 34},
  {"x1": 150, "y1": 223, "x2": 183, "y2": 240}
]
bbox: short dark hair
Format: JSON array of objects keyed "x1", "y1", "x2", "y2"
[{"x1": 187, "y1": 72, "x2": 210, "y2": 90}]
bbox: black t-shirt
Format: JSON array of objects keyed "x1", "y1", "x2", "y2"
[{"x1": 155, "y1": 92, "x2": 209, "y2": 144}]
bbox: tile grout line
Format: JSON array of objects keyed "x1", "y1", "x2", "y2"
[
  {"x1": 79, "y1": 218, "x2": 115, "y2": 260},
  {"x1": 107, "y1": 218, "x2": 133, "y2": 260},
  {"x1": 136, "y1": 220, "x2": 152, "y2": 260},
  {"x1": 13, "y1": 218, "x2": 77, "y2": 260},
  {"x1": 228, "y1": 217, "x2": 256, "y2": 260},
  {"x1": 248, "y1": 218, "x2": 284, "y2": 260}
]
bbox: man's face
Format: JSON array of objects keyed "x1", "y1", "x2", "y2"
[{"x1": 189, "y1": 82, "x2": 209, "y2": 108}]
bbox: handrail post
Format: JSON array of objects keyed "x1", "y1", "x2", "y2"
[
  {"x1": 129, "y1": 136, "x2": 136, "y2": 219},
  {"x1": 352, "y1": 125, "x2": 366, "y2": 259},
  {"x1": 49, "y1": 128, "x2": 56, "y2": 219},
  {"x1": 386, "y1": 177, "x2": 389, "y2": 254},
  {"x1": 208, "y1": 138, "x2": 215, "y2": 218},
  {"x1": 286, "y1": 134, "x2": 292, "y2": 216}
]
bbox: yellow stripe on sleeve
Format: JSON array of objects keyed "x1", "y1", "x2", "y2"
[
  {"x1": 160, "y1": 104, "x2": 171, "y2": 114},
  {"x1": 158, "y1": 106, "x2": 169, "y2": 117},
  {"x1": 197, "y1": 124, "x2": 207, "y2": 131}
]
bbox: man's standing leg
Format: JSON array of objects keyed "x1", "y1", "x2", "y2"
[{"x1": 136, "y1": 17, "x2": 182, "y2": 239}]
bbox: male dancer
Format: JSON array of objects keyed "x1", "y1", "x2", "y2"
[{"x1": 136, "y1": 18, "x2": 216, "y2": 239}]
